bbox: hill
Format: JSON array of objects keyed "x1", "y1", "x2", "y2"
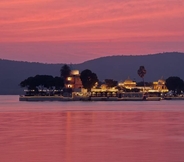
[{"x1": 0, "y1": 52, "x2": 184, "y2": 94}]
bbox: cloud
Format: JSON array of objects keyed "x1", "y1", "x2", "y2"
[{"x1": 0, "y1": 0, "x2": 184, "y2": 62}]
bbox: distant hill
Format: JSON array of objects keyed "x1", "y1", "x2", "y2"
[{"x1": 0, "y1": 52, "x2": 184, "y2": 94}]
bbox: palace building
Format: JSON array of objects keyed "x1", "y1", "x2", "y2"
[
  {"x1": 118, "y1": 77, "x2": 136, "y2": 89},
  {"x1": 152, "y1": 78, "x2": 168, "y2": 92},
  {"x1": 65, "y1": 70, "x2": 83, "y2": 89}
]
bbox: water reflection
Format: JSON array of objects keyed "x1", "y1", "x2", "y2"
[
  {"x1": 0, "y1": 96, "x2": 184, "y2": 161},
  {"x1": 0, "y1": 109, "x2": 184, "y2": 162}
]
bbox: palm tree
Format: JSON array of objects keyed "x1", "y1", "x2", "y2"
[{"x1": 137, "y1": 66, "x2": 146, "y2": 92}]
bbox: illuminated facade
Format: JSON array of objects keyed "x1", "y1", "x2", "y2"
[
  {"x1": 118, "y1": 77, "x2": 168, "y2": 92},
  {"x1": 118, "y1": 77, "x2": 136, "y2": 89},
  {"x1": 65, "y1": 70, "x2": 83, "y2": 89},
  {"x1": 90, "y1": 82, "x2": 119, "y2": 97},
  {"x1": 153, "y1": 78, "x2": 168, "y2": 92}
]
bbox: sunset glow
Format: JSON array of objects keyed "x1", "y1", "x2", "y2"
[{"x1": 0, "y1": 0, "x2": 184, "y2": 63}]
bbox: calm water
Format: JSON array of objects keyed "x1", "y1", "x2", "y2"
[{"x1": 0, "y1": 96, "x2": 184, "y2": 162}]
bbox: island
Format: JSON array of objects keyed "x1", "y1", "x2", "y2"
[{"x1": 19, "y1": 65, "x2": 184, "y2": 101}]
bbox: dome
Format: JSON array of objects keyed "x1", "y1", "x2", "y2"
[
  {"x1": 158, "y1": 79, "x2": 165, "y2": 84},
  {"x1": 158, "y1": 77, "x2": 165, "y2": 84},
  {"x1": 100, "y1": 84, "x2": 107, "y2": 89},
  {"x1": 123, "y1": 77, "x2": 135, "y2": 84},
  {"x1": 124, "y1": 79, "x2": 133, "y2": 84},
  {"x1": 70, "y1": 70, "x2": 80, "y2": 75}
]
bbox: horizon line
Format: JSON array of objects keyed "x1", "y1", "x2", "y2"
[{"x1": 0, "y1": 51, "x2": 183, "y2": 64}]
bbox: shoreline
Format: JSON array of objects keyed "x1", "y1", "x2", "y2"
[{"x1": 19, "y1": 95, "x2": 165, "y2": 101}]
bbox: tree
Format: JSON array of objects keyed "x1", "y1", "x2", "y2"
[
  {"x1": 166, "y1": 76, "x2": 184, "y2": 94},
  {"x1": 20, "y1": 76, "x2": 38, "y2": 95},
  {"x1": 137, "y1": 66, "x2": 146, "y2": 91},
  {"x1": 20, "y1": 75, "x2": 65, "y2": 95},
  {"x1": 80, "y1": 69, "x2": 98, "y2": 91},
  {"x1": 60, "y1": 64, "x2": 71, "y2": 80},
  {"x1": 54, "y1": 77, "x2": 64, "y2": 90},
  {"x1": 136, "y1": 81, "x2": 152, "y2": 87},
  {"x1": 20, "y1": 77, "x2": 36, "y2": 90},
  {"x1": 105, "y1": 79, "x2": 118, "y2": 88}
]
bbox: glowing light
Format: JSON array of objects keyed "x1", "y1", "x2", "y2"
[
  {"x1": 67, "y1": 77, "x2": 72, "y2": 81},
  {"x1": 70, "y1": 70, "x2": 80, "y2": 75}
]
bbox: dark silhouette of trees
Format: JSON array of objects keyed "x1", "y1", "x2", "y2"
[
  {"x1": 166, "y1": 76, "x2": 184, "y2": 94},
  {"x1": 60, "y1": 64, "x2": 71, "y2": 80},
  {"x1": 20, "y1": 76, "x2": 37, "y2": 91},
  {"x1": 137, "y1": 66, "x2": 146, "y2": 90},
  {"x1": 105, "y1": 79, "x2": 118, "y2": 88},
  {"x1": 36, "y1": 75, "x2": 54, "y2": 90},
  {"x1": 20, "y1": 75, "x2": 64, "y2": 95},
  {"x1": 136, "y1": 81, "x2": 152, "y2": 87},
  {"x1": 54, "y1": 77, "x2": 64, "y2": 90},
  {"x1": 80, "y1": 69, "x2": 98, "y2": 91}
]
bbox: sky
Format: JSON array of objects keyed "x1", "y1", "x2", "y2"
[{"x1": 0, "y1": 0, "x2": 184, "y2": 63}]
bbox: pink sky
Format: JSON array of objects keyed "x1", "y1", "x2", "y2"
[{"x1": 0, "y1": 0, "x2": 184, "y2": 63}]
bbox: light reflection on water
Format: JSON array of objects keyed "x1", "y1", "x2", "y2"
[{"x1": 0, "y1": 96, "x2": 184, "y2": 162}]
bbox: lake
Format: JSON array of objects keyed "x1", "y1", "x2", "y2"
[{"x1": 0, "y1": 95, "x2": 184, "y2": 162}]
